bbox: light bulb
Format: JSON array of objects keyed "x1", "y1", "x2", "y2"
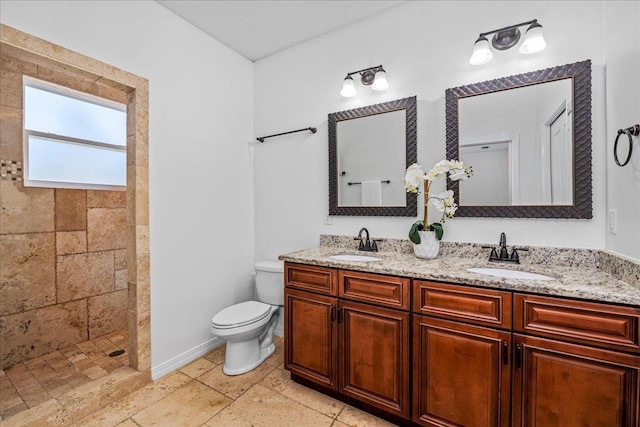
[
  {"x1": 469, "y1": 36, "x2": 493, "y2": 65},
  {"x1": 371, "y1": 68, "x2": 388, "y2": 91},
  {"x1": 340, "y1": 76, "x2": 356, "y2": 97},
  {"x1": 519, "y1": 22, "x2": 546, "y2": 54}
]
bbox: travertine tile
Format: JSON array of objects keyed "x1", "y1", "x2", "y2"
[
  {"x1": 0, "y1": 397, "x2": 62, "y2": 427},
  {"x1": 206, "y1": 384, "x2": 333, "y2": 427},
  {"x1": 132, "y1": 380, "x2": 231, "y2": 427},
  {"x1": 56, "y1": 251, "x2": 114, "y2": 302},
  {"x1": 103, "y1": 64, "x2": 145, "y2": 90},
  {"x1": 0, "y1": 232, "x2": 56, "y2": 316},
  {"x1": 0, "y1": 69, "x2": 22, "y2": 108},
  {"x1": 202, "y1": 345, "x2": 227, "y2": 365},
  {"x1": 36, "y1": 65, "x2": 100, "y2": 98},
  {"x1": 88, "y1": 290, "x2": 127, "y2": 339},
  {"x1": 179, "y1": 358, "x2": 216, "y2": 379},
  {"x1": 0, "y1": 369, "x2": 25, "y2": 417},
  {"x1": 98, "y1": 83, "x2": 127, "y2": 105},
  {"x1": 0, "y1": 48, "x2": 38, "y2": 74},
  {"x1": 260, "y1": 368, "x2": 344, "y2": 418},
  {"x1": 0, "y1": 300, "x2": 87, "y2": 370},
  {"x1": 116, "y1": 419, "x2": 139, "y2": 427},
  {"x1": 197, "y1": 353, "x2": 280, "y2": 400},
  {"x1": 87, "y1": 190, "x2": 126, "y2": 208},
  {"x1": 115, "y1": 269, "x2": 127, "y2": 290},
  {"x1": 0, "y1": 105, "x2": 22, "y2": 160},
  {"x1": 0, "y1": 181, "x2": 55, "y2": 234},
  {"x1": 87, "y1": 208, "x2": 126, "y2": 251},
  {"x1": 4, "y1": 363, "x2": 51, "y2": 407},
  {"x1": 337, "y1": 404, "x2": 397, "y2": 427},
  {"x1": 56, "y1": 231, "x2": 87, "y2": 256},
  {"x1": 55, "y1": 189, "x2": 87, "y2": 232},
  {"x1": 114, "y1": 249, "x2": 127, "y2": 270},
  {"x1": 75, "y1": 371, "x2": 191, "y2": 427}
]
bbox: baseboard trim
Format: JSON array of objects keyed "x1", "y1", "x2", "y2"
[{"x1": 151, "y1": 336, "x2": 224, "y2": 380}]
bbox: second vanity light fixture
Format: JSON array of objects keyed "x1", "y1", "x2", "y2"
[
  {"x1": 340, "y1": 65, "x2": 388, "y2": 97},
  {"x1": 470, "y1": 19, "x2": 547, "y2": 65}
]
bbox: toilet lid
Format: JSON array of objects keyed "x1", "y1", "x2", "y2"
[{"x1": 211, "y1": 301, "x2": 272, "y2": 329}]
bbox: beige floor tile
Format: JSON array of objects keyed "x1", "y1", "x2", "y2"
[
  {"x1": 202, "y1": 345, "x2": 226, "y2": 365},
  {"x1": 0, "y1": 398, "x2": 62, "y2": 427},
  {"x1": 132, "y1": 380, "x2": 231, "y2": 427},
  {"x1": 331, "y1": 421, "x2": 350, "y2": 427},
  {"x1": 206, "y1": 384, "x2": 334, "y2": 427},
  {"x1": 260, "y1": 368, "x2": 345, "y2": 419},
  {"x1": 75, "y1": 371, "x2": 191, "y2": 427},
  {"x1": 336, "y1": 404, "x2": 397, "y2": 427},
  {"x1": 115, "y1": 419, "x2": 139, "y2": 427},
  {"x1": 197, "y1": 356, "x2": 279, "y2": 400},
  {"x1": 179, "y1": 358, "x2": 216, "y2": 379}
]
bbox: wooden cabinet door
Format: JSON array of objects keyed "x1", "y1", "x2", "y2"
[
  {"x1": 339, "y1": 300, "x2": 410, "y2": 418},
  {"x1": 413, "y1": 315, "x2": 511, "y2": 427},
  {"x1": 284, "y1": 288, "x2": 338, "y2": 390},
  {"x1": 513, "y1": 334, "x2": 640, "y2": 427}
]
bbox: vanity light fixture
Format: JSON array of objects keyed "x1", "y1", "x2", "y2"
[
  {"x1": 470, "y1": 19, "x2": 547, "y2": 65},
  {"x1": 340, "y1": 65, "x2": 388, "y2": 97}
]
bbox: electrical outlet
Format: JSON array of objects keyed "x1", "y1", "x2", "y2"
[
  {"x1": 324, "y1": 215, "x2": 332, "y2": 225},
  {"x1": 608, "y1": 209, "x2": 617, "y2": 234}
]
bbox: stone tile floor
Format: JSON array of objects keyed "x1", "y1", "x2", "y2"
[
  {"x1": 1, "y1": 329, "x2": 129, "y2": 420},
  {"x1": 73, "y1": 336, "x2": 395, "y2": 427}
]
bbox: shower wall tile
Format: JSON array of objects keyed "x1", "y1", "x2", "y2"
[
  {"x1": 0, "y1": 181, "x2": 54, "y2": 234},
  {"x1": 57, "y1": 251, "x2": 115, "y2": 303},
  {"x1": 0, "y1": 69, "x2": 22, "y2": 108},
  {"x1": 0, "y1": 232, "x2": 55, "y2": 316},
  {"x1": 0, "y1": 300, "x2": 87, "y2": 370},
  {"x1": 0, "y1": 105, "x2": 22, "y2": 160},
  {"x1": 55, "y1": 189, "x2": 87, "y2": 231},
  {"x1": 114, "y1": 249, "x2": 127, "y2": 270},
  {"x1": 88, "y1": 289, "x2": 127, "y2": 339},
  {"x1": 87, "y1": 190, "x2": 126, "y2": 208},
  {"x1": 115, "y1": 269, "x2": 128, "y2": 290},
  {"x1": 87, "y1": 208, "x2": 127, "y2": 252},
  {"x1": 56, "y1": 231, "x2": 87, "y2": 256}
]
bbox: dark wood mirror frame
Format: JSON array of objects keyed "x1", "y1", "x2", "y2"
[
  {"x1": 329, "y1": 96, "x2": 417, "y2": 216},
  {"x1": 446, "y1": 60, "x2": 592, "y2": 219}
]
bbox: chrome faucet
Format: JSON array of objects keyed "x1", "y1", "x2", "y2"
[
  {"x1": 354, "y1": 227, "x2": 379, "y2": 252},
  {"x1": 483, "y1": 232, "x2": 528, "y2": 264}
]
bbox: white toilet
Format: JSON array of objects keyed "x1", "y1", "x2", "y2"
[{"x1": 210, "y1": 260, "x2": 284, "y2": 375}]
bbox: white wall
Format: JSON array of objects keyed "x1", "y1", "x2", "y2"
[
  {"x1": 253, "y1": 1, "x2": 608, "y2": 261},
  {"x1": 603, "y1": 1, "x2": 640, "y2": 261},
  {"x1": 0, "y1": 1, "x2": 256, "y2": 373}
]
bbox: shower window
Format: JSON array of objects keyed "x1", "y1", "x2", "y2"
[{"x1": 23, "y1": 77, "x2": 126, "y2": 190}]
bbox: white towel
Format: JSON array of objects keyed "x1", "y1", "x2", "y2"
[{"x1": 361, "y1": 181, "x2": 382, "y2": 206}]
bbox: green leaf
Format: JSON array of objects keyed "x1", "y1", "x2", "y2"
[
  {"x1": 409, "y1": 221, "x2": 424, "y2": 244},
  {"x1": 429, "y1": 222, "x2": 444, "y2": 240}
]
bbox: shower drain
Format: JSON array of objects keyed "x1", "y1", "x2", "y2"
[{"x1": 108, "y1": 349, "x2": 126, "y2": 357}]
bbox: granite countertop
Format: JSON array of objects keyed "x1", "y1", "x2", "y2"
[{"x1": 279, "y1": 244, "x2": 640, "y2": 307}]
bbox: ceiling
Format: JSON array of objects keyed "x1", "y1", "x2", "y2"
[{"x1": 156, "y1": 1, "x2": 405, "y2": 62}]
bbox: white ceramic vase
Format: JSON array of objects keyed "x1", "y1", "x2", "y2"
[{"x1": 412, "y1": 230, "x2": 440, "y2": 259}]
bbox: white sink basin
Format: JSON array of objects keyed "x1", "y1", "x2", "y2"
[
  {"x1": 330, "y1": 254, "x2": 382, "y2": 262},
  {"x1": 467, "y1": 267, "x2": 555, "y2": 281}
]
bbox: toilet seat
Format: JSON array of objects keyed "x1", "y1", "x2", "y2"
[{"x1": 211, "y1": 301, "x2": 272, "y2": 329}]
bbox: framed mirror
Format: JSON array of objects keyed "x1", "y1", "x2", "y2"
[
  {"x1": 446, "y1": 60, "x2": 592, "y2": 218},
  {"x1": 329, "y1": 96, "x2": 417, "y2": 216}
]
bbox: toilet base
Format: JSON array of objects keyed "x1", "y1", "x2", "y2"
[{"x1": 222, "y1": 340, "x2": 276, "y2": 376}]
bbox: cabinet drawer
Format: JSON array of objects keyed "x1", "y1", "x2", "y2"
[
  {"x1": 514, "y1": 294, "x2": 640, "y2": 354},
  {"x1": 339, "y1": 270, "x2": 410, "y2": 310},
  {"x1": 285, "y1": 262, "x2": 338, "y2": 296},
  {"x1": 413, "y1": 281, "x2": 512, "y2": 329}
]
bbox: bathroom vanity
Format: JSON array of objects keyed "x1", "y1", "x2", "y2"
[{"x1": 280, "y1": 243, "x2": 640, "y2": 427}]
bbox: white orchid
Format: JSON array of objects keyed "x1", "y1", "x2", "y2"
[
  {"x1": 431, "y1": 190, "x2": 458, "y2": 221},
  {"x1": 404, "y1": 163, "x2": 425, "y2": 194},
  {"x1": 405, "y1": 159, "x2": 473, "y2": 243}
]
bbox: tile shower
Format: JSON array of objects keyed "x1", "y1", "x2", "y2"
[{"x1": 0, "y1": 49, "x2": 129, "y2": 370}]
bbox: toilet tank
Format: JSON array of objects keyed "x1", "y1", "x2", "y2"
[{"x1": 254, "y1": 260, "x2": 284, "y2": 305}]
